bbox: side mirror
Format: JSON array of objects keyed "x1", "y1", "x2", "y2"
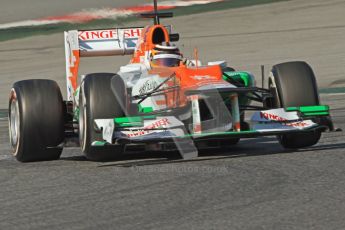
[{"x1": 170, "y1": 33, "x2": 180, "y2": 42}]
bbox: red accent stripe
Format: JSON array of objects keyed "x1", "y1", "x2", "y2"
[
  {"x1": 40, "y1": 5, "x2": 177, "y2": 23},
  {"x1": 123, "y1": 5, "x2": 176, "y2": 12},
  {"x1": 43, "y1": 13, "x2": 99, "y2": 23}
]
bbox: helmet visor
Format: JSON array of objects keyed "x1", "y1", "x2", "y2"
[
  {"x1": 151, "y1": 53, "x2": 182, "y2": 67},
  {"x1": 151, "y1": 58, "x2": 181, "y2": 67}
]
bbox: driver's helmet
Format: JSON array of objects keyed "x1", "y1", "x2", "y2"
[{"x1": 150, "y1": 44, "x2": 183, "y2": 67}]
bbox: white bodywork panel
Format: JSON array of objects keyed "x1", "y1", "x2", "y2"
[
  {"x1": 94, "y1": 116, "x2": 185, "y2": 144},
  {"x1": 251, "y1": 108, "x2": 318, "y2": 132},
  {"x1": 93, "y1": 119, "x2": 115, "y2": 144}
]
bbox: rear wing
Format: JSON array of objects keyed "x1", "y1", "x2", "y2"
[{"x1": 64, "y1": 26, "x2": 171, "y2": 101}]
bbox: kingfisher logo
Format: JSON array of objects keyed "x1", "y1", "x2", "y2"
[
  {"x1": 124, "y1": 28, "x2": 142, "y2": 38},
  {"x1": 259, "y1": 112, "x2": 311, "y2": 128},
  {"x1": 79, "y1": 30, "x2": 117, "y2": 40},
  {"x1": 260, "y1": 112, "x2": 288, "y2": 122},
  {"x1": 78, "y1": 28, "x2": 142, "y2": 41},
  {"x1": 126, "y1": 118, "x2": 171, "y2": 138}
]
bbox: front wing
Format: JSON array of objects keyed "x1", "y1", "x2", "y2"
[{"x1": 92, "y1": 106, "x2": 331, "y2": 159}]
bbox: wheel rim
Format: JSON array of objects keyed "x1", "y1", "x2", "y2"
[
  {"x1": 79, "y1": 97, "x2": 89, "y2": 152},
  {"x1": 9, "y1": 92, "x2": 20, "y2": 155},
  {"x1": 79, "y1": 103, "x2": 85, "y2": 150}
]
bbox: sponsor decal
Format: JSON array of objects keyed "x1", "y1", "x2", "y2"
[
  {"x1": 138, "y1": 79, "x2": 159, "y2": 95},
  {"x1": 78, "y1": 28, "x2": 142, "y2": 41},
  {"x1": 260, "y1": 111, "x2": 288, "y2": 122},
  {"x1": 252, "y1": 109, "x2": 317, "y2": 131},
  {"x1": 126, "y1": 118, "x2": 171, "y2": 138},
  {"x1": 124, "y1": 28, "x2": 142, "y2": 38},
  {"x1": 192, "y1": 75, "x2": 214, "y2": 80},
  {"x1": 285, "y1": 121, "x2": 310, "y2": 128},
  {"x1": 79, "y1": 30, "x2": 117, "y2": 40},
  {"x1": 251, "y1": 108, "x2": 299, "y2": 122},
  {"x1": 254, "y1": 119, "x2": 316, "y2": 132},
  {"x1": 145, "y1": 118, "x2": 171, "y2": 129},
  {"x1": 127, "y1": 130, "x2": 148, "y2": 138}
]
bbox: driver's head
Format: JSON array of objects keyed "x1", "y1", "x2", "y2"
[{"x1": 150, "y1": 44, "x2": 183, "y2": 68}]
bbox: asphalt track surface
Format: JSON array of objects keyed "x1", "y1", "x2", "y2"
[
  {"x1": 0, "y1": 0, "x2": 345, "y2": 229},
  {"x1": 0, "y1": 95, "x2": 344, "y2": 230}
]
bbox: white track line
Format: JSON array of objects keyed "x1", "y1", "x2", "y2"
[{"x1": 0, "y1": 0, "x2": 223, "y2": 30}]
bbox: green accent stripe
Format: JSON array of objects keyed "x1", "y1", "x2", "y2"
[
  {"x1": 115, "y1": 117, "x2": 143, "y2": 123},
  {"x1": 223, "y1": 71, "x2": 251, "y2": 87},
  {"x1": 141, "y1": 107, "x2": 154, "y2": 113},
  {"x1": 116, "y1": 123, "x2": 143, "y2": 127},
  {"x1": 286, "y1": 105, "x2": 330, "y2": 116},
  {"x1": 115, "y1": 117, "x2": 143, "y2": 127},
  {"x1": 91, "y1": 141, "x2": 107, "y2": 146},
  {"x1": 138, "y1": 105, "x2": 154, "y2": 113},
  {"x1": 114, "y1": 115, "x2": 157, "y2": 127}
]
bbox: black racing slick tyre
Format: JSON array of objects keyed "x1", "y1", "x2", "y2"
[
  {"x1": 9, "y1": 80, "x2": 65, "y2": 162},
  {"x1": 79, "y1": 73, "x2": 125, "y2": 161},
  {"x1": 270, "y1": 61, "x2": 321, "y2": 149}
]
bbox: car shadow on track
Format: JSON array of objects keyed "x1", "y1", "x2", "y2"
[
  {"x1": 60, "y1": 137, "x2": 345, "y2": 167},
  {"x1": 291, "y1": 142, "x2": 345, "y2": 153}
]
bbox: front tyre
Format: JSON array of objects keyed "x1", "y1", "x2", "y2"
[
  {"x1": 9, "y1": 80, "x2": 65, "y2": 162},
  {"x1": 270, "y1": 61, "x2": 321, "y2": 149},
  {"x1": 79, "y1": 73, "x2": 125, "y2": 161}
]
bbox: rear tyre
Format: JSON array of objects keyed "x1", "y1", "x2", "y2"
[
  {"x1": 79, "y1": 73, "x2": 125, "y2": 161},
  {"x1": 270, "y1": 61, "x2": 321, "y2": 149},
  {"x1": 9, "y1": 80, "x2": 64, "y2": 162}
]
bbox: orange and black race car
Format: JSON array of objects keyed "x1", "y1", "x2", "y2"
[{"x1": 8, "y1": 0, "x2": 336, "y2": 162}]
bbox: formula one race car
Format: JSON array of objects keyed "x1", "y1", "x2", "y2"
[{"x1": 8, "y1": 0, "x2": 335, "y2": 162}]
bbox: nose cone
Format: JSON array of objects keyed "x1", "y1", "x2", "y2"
[{"x1": 175, "y1": 64, "x2": 224, "y2": 89}]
